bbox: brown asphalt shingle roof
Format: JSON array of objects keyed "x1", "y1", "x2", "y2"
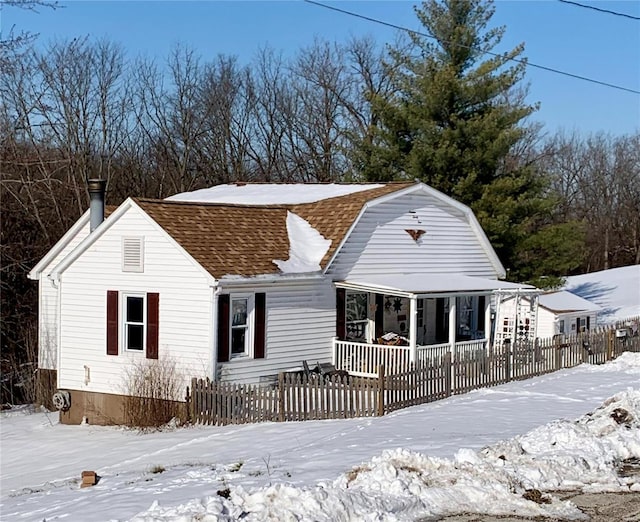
[{"x1": 134, "y1": 182, "x2": 415, "y2": 279}]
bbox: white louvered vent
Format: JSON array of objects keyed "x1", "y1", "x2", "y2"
[{"x1": 122, "y1": 237, "x2": 144, "y2": 272}]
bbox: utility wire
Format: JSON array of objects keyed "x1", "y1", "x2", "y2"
[
  {"x1": 303, "y1": 0, "x2": 640, "y2": 95},
  {"x1": 558, "y1": 0, "x2": 640, "y2": 21}
]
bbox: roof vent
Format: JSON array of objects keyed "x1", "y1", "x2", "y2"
[{"x1": 122, "y1": 237, "x2": 144, "y2": 272}]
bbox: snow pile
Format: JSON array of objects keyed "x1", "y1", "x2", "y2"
[
  {"x1": 167, "y1": 183, "x2": 383, "y2": 205},
  {"x1": 564, "y1": 265, "x2": 640, "y2": 323},
  {"x1": 273, "y1": 211, "x2": 331, "y2": 273},
  {"x1": 132, "y1": 389, "x2": 640, "y2": 521}
]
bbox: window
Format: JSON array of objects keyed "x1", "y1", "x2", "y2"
[
  {"x1": 217, "y1": 293, "x2": 266, "y2": 362},
  {"x1": 231, "y1": 296, "x2": 249, "y2": 356},
  {"x1": 559, "y1": 319, "x2": 565, "y2": 334},
  {"x1": 124, "y1": 294, "x2": 145, "y2": 351},
  {"x1": 106, "y1": 291, "x2": 159, "y2": 358},
  {"x1": 346, "y1": 291, "x2": 368, "y2": 341},
  {"x1": 577, "y1": 317, "x2": 587, "y2": 333},
  {"x1": 417, "y1": 299, "x2": 425, "y2": 329},
  {"x1": 456, "y1": 296, "x2": 475, "y2": 339}
]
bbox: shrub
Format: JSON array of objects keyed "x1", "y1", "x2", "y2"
[{"x1": 122, "y1": 356, "x2": 185, "y2": 428}]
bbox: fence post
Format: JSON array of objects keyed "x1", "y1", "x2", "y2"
[
  {"x1": 191, "y1": 377, "x2": 199, "y2": 423},
  {"x1": 608, "y1": 329, "x2": 614, "y2": 360},
  {"x1": 184, "y1": 384, "x2": 192, "y2": 424},
  {"x1": 444, "y1": 352, "x2": 452, "y2": 397},
  {"x1": 278, "y1": 372, "x2": 285, "y2": 422},
  {"x1": 505, "y1": 346, "x2": 511, "y2": 383},
  {"x1": 377, "y1": 365, "x2": 385, "y2": 416}
]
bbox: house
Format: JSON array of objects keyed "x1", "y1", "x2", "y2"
[
  {"x1": 495, "y1": 290, "x2": 600, "y2": 343},
  {"x1": 29, "y1": 180, "x2": 531, "y2": 424},
  {"x1": 563, "y1": 265, "x2": 640, "y2": 324}
]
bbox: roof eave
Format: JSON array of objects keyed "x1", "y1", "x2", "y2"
[{"x1": 28, "y1": 211, "x2": 91, "y2": 280}]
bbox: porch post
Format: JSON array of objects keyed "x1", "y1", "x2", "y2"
[
  {"x1": 448, "y1": 296, "x2": 456, "y2": 360},
  {"x1": 409, "y1": 295, "x2": 418, "y2": 363},
  {"x1": 484, "y1": 294, "x2": 492, "y2": 349}
]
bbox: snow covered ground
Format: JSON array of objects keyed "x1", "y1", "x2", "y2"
[
  {"x1": 1, "y1": 354, "x2": 639, "y2": 521},
  {"x1": 564, "y1": 265, "x2": 640, "y2": 324}
]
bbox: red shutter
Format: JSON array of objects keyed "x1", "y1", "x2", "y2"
[
  {"x1": 336, "y1": 288, "x2": 346, "y2": 340},
  {"x1": 254, "y1": 293, "x2": 266, "y2": 359},
  {"x1": 106, "y1": 290, "x2": 119, "y2": 355},
  {"x1": 217, "y1": 294, "x2": 230, "y2": 363},
  {"x1": 146, "y1": 292, "x2": 159, "y2": 359}
]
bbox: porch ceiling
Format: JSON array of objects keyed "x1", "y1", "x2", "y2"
[{"x1": 336, "y1": 274, "x2": 535, "y2": 298}]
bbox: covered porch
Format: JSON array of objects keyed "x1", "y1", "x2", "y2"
[{"x1": 333, "y1": 274, "x2": 533, "y2": 377}]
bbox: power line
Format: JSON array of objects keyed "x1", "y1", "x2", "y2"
[
  {"x1": 558, "y1": 0, "x2": 640, "y2": 21},
  {"x1": 303, "y1": 0, "x2": 640, "y2": 95}
]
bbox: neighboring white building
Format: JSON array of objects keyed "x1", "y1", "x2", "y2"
[
  {"x1": 30, "y1": 181, "x2": 530, "y2": 424},
  {"x1": 537, "y1": 291, "x2": 600, "y2": 338},
  {"x1": 496, "y1": 291, "x2": 600, "y2": 343}
]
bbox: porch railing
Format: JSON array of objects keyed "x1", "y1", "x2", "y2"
[
  {"x1": 416, "y1": 342, "x2": 450, "y2": 363},
  {"x1": 334, "y1": 340, "x2": 411, "y2": 377},
  {"x1": 454, "y1": 339, "x2": 488, "y2": 360},
  {"x1": 335, "y1": 338, "x2": 489, "y2": 377}
]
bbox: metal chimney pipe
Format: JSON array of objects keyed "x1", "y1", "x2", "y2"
[{"x1": 88, "y1": 179, "x2": 107, "y2": 232}]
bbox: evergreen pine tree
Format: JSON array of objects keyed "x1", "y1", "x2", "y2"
[{"x1": 356, "y1": 0, "x2": 583, "y2": 283}]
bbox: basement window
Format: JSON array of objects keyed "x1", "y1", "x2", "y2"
[{"x1": 122, "y1": 237, "x2": 144, "y2": 272}]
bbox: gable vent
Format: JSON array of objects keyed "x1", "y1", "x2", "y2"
[{"x1": 122, "y1": 237, "x2": 144, "y2": 272}]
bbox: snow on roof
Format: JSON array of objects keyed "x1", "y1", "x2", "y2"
[
  {"x1": 166, "y1": 183, "x2": 384, "y2": 205},
  {"x1": 273, "y1": 211, "x2": 331, "y2": 273},
  {"x1": 564, "y1": 265, "x2": 640, "y2": 324},
  {"x1": 538, "y1": 290, "x2": 601, "y2": 313},
  {"x1": 338, "y1": 274, "x2": 533, "y2": 296}
]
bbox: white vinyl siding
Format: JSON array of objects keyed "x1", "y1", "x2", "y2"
[
  {"x1": 218, "y1": 279, "x2": 335, "y2": 385},
  {"x1": 58, "y1": 207, "x2": 213, "y2": 394},
  {"x1": 327, "y1": 192, "x2": 498, "y2": 280},
  {"x1": 38, "y1": 221, "x2": 92, "y2": 371}
]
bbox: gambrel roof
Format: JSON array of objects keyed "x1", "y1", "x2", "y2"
[
  {"x1": 134, "y1": 183, "x2": 414, "y2": 278},
  {"x1": 38, "y1": 181, "x2": 506, "y2": 282}
]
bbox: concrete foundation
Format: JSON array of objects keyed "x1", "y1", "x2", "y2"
[
  {"x1": 60, "y1": 389, "x2": 128, "y2": 425},
  {"x1": 58, "y1": 389, "x2": 188, "y2": 426}
]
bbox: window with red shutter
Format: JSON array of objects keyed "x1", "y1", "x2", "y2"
[
  {"x1": 106, "y1": 290, "x2": 119, "y2": 355},
  {"x1": 254, "y1": 293, "x2": 266, "y2": 359},
  {"x1": 146, "y1": 293, "x2": 159, "y2": 359},
  {"x1": 217, "y1": 294, "x2": 230, "y2": 362}
]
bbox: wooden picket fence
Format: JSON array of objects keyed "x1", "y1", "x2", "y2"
[
  {"x1": 187, "y1": 321, "x2": 640, "y2": 425},
  {"x1": 188, "y1": 372, "x2": 381, "y2": 425}
]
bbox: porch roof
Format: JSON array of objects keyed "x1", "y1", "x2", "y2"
[{"x1": 336, "y1": 274, "x2": 535, "y2": 298}]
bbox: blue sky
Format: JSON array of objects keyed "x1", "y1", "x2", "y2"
[{"x1": 3, "y1": 0, "x2": 639, "y2": 135}]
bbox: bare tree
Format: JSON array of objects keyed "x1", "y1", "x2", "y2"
[
  {"x1": 196, "y1": 55, "x2": 255, "y2": 184},
  {"x1": 545, "y1": 131, "x2": 640, "y2": 271},
  {"x1": 1, "y1": 38, "x2": 131, "y2": 377},
  {"x1": 285, "y1": 39, "x2": 353, "y2": 182},
  {"x1": 133, "y1": 46, "x2": 208, "y2": 195},
  {"x1": 0, "y1": 0, "x2": 58, "y2": 70}
]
